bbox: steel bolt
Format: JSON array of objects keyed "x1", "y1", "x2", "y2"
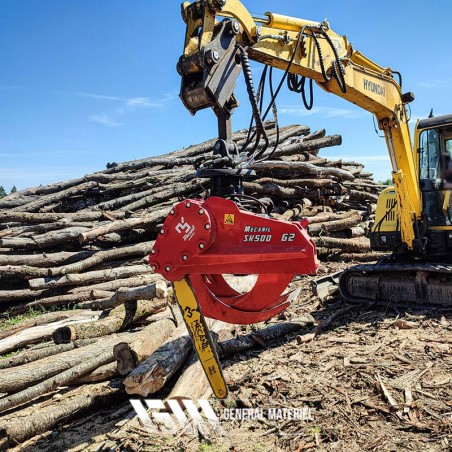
[
  {"x1": 165, "y1": 266, "x2": 171, "y2": 272},
  {"x1": 198, "y1": 209, "x2": 204, "y2": 215},
  {"x1": 182, "y1": 255, "x2": 188, "y2": 261},
  {"x1": 231, "y1": 20, "x2": 240, "y2": 35},
  {"x1": 160, "y1": 229, "x2": 165, "y2": 235},
  {"x1": 186, "y1": 202, "x2": 191, "y2": 208},
  {"x1": 199, "y1": 243, "x2": 205, "y2": 249},
  {"x1": 151, "y1": 249, "x2": 156, "y2": 255},
  {"x1": 170, "y1": 209, "x2": 175, "y2": 215},
  {"x1": 205, "y1": 224, "x2": 210, "y2": 230}
]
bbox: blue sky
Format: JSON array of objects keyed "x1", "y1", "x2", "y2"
[{"x1": 1, "y1": 0, "x2": 451, "y2": 191}]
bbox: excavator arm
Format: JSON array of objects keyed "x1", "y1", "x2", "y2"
[
  {"x1": 150, "y1": 1, "x2": 427, "y2": 397},
  {"x1": 179, "y1": 0, "x2": 420, "y2": 248}
]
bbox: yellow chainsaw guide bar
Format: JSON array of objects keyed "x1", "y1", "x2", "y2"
[{"x1": 173, "y1": 277, "x2": 228, "y2": 399}]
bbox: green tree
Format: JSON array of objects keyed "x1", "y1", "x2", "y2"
[
  {"x1": 10, "y1": 186, "x2": 17, "y2": 194},
  {"x1": 0, "y1": 186, "x2": 6, "y2": 198},
  {"x1": 378, "y1": 178, "x2": 393, "y2": 186}
]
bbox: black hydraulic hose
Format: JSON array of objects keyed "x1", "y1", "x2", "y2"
[{"x1": 237, "y1": 46, "x2": 269, "y2": 158}]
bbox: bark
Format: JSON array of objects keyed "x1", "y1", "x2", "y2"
[
  {"x1": 10, "y1": 181, "x2": 98, "y2": 213},
  {"x1": 0, "y1": 311, "x2": 101, "y2": 355},
  {"x1": 217, "y1": 316, "x2": 315, "y2": 358},
  {"x1": 313, "y1": 236, "x2": 371, "y2": 252},
  {"x1": 0, "y1": 332, "x2": 131, "y2": 394},
  {"x1": 88, "y1": 280, "x2": 167, "y2": 310},
  {"x1": 267, "y1": 134, "x2": 342, "y2": 159},
  {"x1": 79, "y1": 211, "x2": 166, "y2": 244},
  {"x1": 0, "y1": 227, "x2": 92, "y2": 250},
  {"x1": 52, "y1": 299, "x2": 168, "y2": 343},
  {"x1": 308, "y1": 211, "x2": 362, "y2": 235},
  {"x1": 0, "y1": 338, "x2": 97, "y2": 369},
  {"x1": 0, "y1": 350, "x2": 115, "y2": 414},
  {"x1": 0, "y1": 310, "x2": 92, "y2": 340},
  {"x1": 252, "y1": 177, "x2": 334, "y2": 189},
  {"x1": 0, "y1": 250, "x2": 95, "y2": 268},
  {"x1": 250, "y1": 160, "x2": 355, "y2": 181},
  {"x1": 0, "y1": 210, "x2": 126, "y2": 224},
  {"x1": 120, "y1": 181, "x2": 202, "y2": 212},
  {"x1": 9, "y1": 290, "x2": 113, "y2": 315},
  {"x1": 123, "y1": 325, "x2": 192, "y2": 396},
  {"x1": 306, "y1": 210, "x2": 356, "y2": 224},
  {"x1": 49, "y1": 242, "x2": 153, "y2": 275},
  {"x1": 345, "y1": 226, "x2": 366, "y2": 238},
  {"x1": 349, "y1": 189, "x2": 379, "y2": 203},
  {"x1": 68, "y1": 273, "x2": 160, "y2": 294},
  {"x1": 28, "y1": 264, "x2": 152, "y2": 290},
  {"x1": 244, "y1": 182, "x2": 335, "y2": 200},
  {"x1": 72, "y1": 362, "x2": 118, "y2": 384},
  {"x1": 113, "y1": 318, "x2": 176, "y2": 375},
  {"x1": 0, "y1": 381, "x2": 123, "y2": 446}
]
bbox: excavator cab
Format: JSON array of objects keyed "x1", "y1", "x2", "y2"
[{"x1": 417, "y1": 114, "x2": 452, "y2": 253}]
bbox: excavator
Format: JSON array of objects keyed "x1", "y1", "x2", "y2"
[{"x1": 149, "y1": 0, "x2": 452, "y2": 398}]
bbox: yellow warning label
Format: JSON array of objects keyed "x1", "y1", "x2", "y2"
[{"x1": 224, "y1": 214, "x2": 235, "y2": 225}]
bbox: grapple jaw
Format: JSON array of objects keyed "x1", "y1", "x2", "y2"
[{"x1": 150, "y1": 197, "x2": 319, "y2": 325}]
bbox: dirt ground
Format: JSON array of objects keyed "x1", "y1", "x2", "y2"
[{"x1": 8, "y1": 261, "x2": 452, "y2": 452}]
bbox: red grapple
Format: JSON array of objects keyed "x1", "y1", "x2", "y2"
[{"x1": 150, "y1": 197, "x2": 319, "y2": 324}]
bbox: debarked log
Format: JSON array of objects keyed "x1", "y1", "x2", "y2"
[{"x1": 52, "y1": 299, "x2": 168, "y2": 343}]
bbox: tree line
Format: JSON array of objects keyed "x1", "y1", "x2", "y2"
[{"x1": 0, "y1": 186, "x2": 17, "y2": 199}]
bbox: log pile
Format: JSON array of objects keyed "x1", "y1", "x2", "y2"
[
  {"x1": 0, "y1": 122, "x2": 388, "y2": 447},
  {"x1": 0, "y1": 122, "x2": 383, "y2": 314}
]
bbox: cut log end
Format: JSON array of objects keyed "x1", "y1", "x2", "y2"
[{"x1": 52, "y1": 325, "x2": 77, "y2": 344}]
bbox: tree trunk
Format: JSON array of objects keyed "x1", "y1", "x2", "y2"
[
  {"x1": 0, "y1": 311, "x2": 101, "y2": 355},
  {"x1": 113, "y1": 318, "x2": 176, "y2": 375},
  {"x1": 52, "y1": 299, "x2": 168, "y2": 343},
  {"x1": 123, "y1": 325, "x2": 192, "y2": 396},
  {"x1": 0, "y1": 338, "x2": 98, "y2": 369},
  {"x1": 0, "y1": 350, "x2": 115, "y2": 414},
  {"x1": 0, "y1": 332, "x2": 131, "y2": 394},
  {"x1": 28, "y1": 265, "x2": 152, "y2": 290},
  {"x1": 217, "y1": 316, "x2": 315, "y2": 358},
  {"x1": 0, "y1": 381, "x2": 123, "y2": 447},
  {"x1": 88, "y1": 280, "x2": 167, "y2": 310}
]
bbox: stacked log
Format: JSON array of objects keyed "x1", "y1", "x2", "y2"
[
  {"x1": 0, "y1": 123, "x2": 383, "y2": 315},
  {"x1": 0, "y1": 122, "x2": 387, "y2": 447}
]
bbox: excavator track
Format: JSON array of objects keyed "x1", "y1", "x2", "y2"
[{"x1": 339, "y1": 261, "x2": 452, "y2": 308}]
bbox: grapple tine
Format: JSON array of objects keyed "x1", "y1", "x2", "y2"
[{"x1": 189, "y1": 274, "x2": 295, "y2": 324}]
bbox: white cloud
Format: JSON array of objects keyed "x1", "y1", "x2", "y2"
[
  {"x1": 83, "y1": 92, "x2": 177, "y2": 127},
  {"x1": 279, "y1": 105, "x2": 367, "y2": 120},
  {"x1": 89, "y1": 114, "x2": 123, "y2": 127},
  {"x1": 78, "y1": 92, "x2": 122, "y2": 101}
]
